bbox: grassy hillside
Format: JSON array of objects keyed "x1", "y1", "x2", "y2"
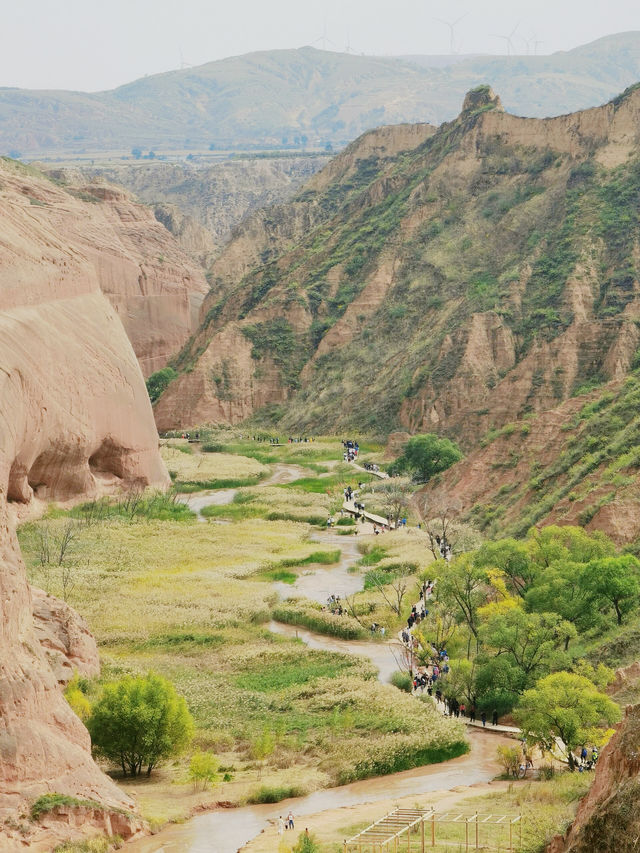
[
  {"x1": 156, "y1": 83, "x2": 640, "y2": 438},
  {"x1": 3, "y1": 34, "x2": 640, "y2": 155}
]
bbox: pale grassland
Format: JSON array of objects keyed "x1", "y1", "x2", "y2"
[
  {"x1": 201, "y1": 485, "x2": 332, "y2": 523},
  {"x1": 20, "y1": 517, "x2": 318, "y2": 638},
  {"x1": 18, "y1": 490, "x2": 463, "y2": 825},
  {"x1": 160, "y1": 444, "x2": 268, "y2": 482}
]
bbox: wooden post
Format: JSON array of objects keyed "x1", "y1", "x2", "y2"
[
  {"x1": 408, "y1": 825, "x2": 411, "y2": 853},
  {"x1": 431, "y1": 813, "x2": 435, "y2": 847},
  {"x1": 509, "y1": 821, "x2": 513, "y2": 852},
  {"x1": 395, "y1": 836, "x2": 398, "y2": 853},
  {"x1": 421, "y1": 815, "x2": 425, "y2": 853},
  {"x1": 466, "y1": 818, "x2": 469, "y2": 852},
  {"x1": 475, "y1": 812, "x2": 479, "y2": 850},
  {"x1": 519, "y1": 815, "x2": 523, "y2": 850}
]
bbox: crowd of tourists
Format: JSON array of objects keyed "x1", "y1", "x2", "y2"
[{"x1": 342, "y1": 439, "x2": 359, "y2": 462}]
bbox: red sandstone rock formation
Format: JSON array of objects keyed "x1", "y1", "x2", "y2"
[
  {"x1": 0, "y1": 157, "x2": 169, "y2": 845},
  {"x1": 7, "y1": 163, "x2": 209, "y2": 377},
  {"x1": 31, "y1": 587, "x2": 100, "y2": 685}
]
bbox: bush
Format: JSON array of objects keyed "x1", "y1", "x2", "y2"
[
  {"x1": 201, "y1": 443, "x2": 226, "y2": 453},
  {"x1": 247, "y1": 785, "x2": 305, "y2": 803},
  {"x1": 87, "y1": 673, "x2": 194, "y2": 777},
  {"x1": 292, "y1": 832, "x2": 321, "y2": 853},
  {"x1": 391, "y1": 671, "x2": 413, "y2": 692},
  {"x1": 496, "y1": 745, "x2": 521, "y2": 777},
  {"x1": 336, "y1": 516, "x2": 355, "y2": 526},
  {"x1": 273, "y1": 602, "x2": 367, "y2": 640},
  {"x1": 146, "y1": 367, "x2": 178, "y2": 402},
  {"x1": 189, "y1": 750, "x2": 220, "y2": 791}
]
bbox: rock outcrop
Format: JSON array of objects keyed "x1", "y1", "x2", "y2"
[
  {"x1": 31, "y1": 587, "x2": 100, "y2": 685},
  {"x1": 0, "y1": 156, "x2": 169, "y2": 843},
  {"x1": 37, "y1": 165, "x2": 209, "y2": 377},
  {"x1": 547, "y1": 704, "x2": 640, "y2": 853}
]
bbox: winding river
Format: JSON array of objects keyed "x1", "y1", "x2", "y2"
[{"x1": 137, "y1": 464, "x2": 510, "y2": 852}]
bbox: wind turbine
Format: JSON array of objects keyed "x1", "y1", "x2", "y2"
[
  {"x1": 490, "y1": 22, "x2": 520, "y2": 56},
  {"x1": 179, "y1": 49, "x2": 193, "y2": 70},
  {"x1": 345, "y1": 31, "x2": 353, "y2": 54},
  {"x1": 434, "y1": 12, "x2": 469, "y2": 55},
  {"x1": 312, "y1": 18, "x2": 336, "y2": 52}
]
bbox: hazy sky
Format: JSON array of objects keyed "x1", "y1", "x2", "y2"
[{"x1": 2, "y1": 0, "x2": 639, "y2": 92}]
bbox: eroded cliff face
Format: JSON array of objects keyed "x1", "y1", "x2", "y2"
[
  {"x1": 157, "y1": 86, "x2": 640, "y2": 443},
  {"x1": 0, "y1": 157, "x2": 169, "y2": 844},
  {"x1": 25, "y1": 164, "x2": 209, "y2": 377},
  {"x1": 547, "y1": 704, "x2": 640, "y2": 853}
]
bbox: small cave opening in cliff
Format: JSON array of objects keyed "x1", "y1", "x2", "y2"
[
  {"x1": 7, "y1": 458, "x2": 31, "y2": 503},
  {"x1": 89, "y1": 437, "x2": 128, "y2": 481}
]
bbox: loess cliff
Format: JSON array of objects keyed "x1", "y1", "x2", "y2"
[
  {"x1": 0, "y1": 156, "x2": 169, "y2": 846},
  {"x1": 155, "y1": 84, "x2": 640, "y2": 542}
]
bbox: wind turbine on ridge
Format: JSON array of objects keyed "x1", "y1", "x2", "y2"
[
  {"x1": 490, "y1": 21, "x2": 521, "y2": 56},
  {"x1": 434, "y1": 12, "x2": 469, "y2": 55}
]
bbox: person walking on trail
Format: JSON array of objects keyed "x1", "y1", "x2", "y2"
[
  {"x1": 492, "y1": 708, "x2": 499, "y2": 726},
  {"x1": 481, "y1": 711, "x2": 487, "y2": 727},
  {"x1": 278, "y1": 816, "x2": 285, "y2": 835},
  {"x1": 288, "y1": 811, "x2": 295, "y2": 830}
]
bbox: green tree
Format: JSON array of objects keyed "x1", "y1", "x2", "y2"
[
  {"x1": 87, "y1": 673, "x2": 193, "y2": 777},
  {"x1": 146, "y1": 367, "x2": 178, "y2": 402},
  {"x1": 479, "y1": 608, "x2": 575, "y2": 684},
  {"x1": 188, "y1": 750, "x2": 220, "y2": 791},
  {"x1": 390, "y1": 434, "x2": 462, "y2": 483},
  {"x1": 434, "y1": 554, "x2": 487, "y2": 647},
  {"x1": 514, "y1": 672, "x2": 620, "y2": 770},
  {"x1": 525, "y1": 559, "x2": 594, "y2": 632},
  {"x1": 582, "y1": 554, "x2": 640, "y2": 625},
  {"x1": 526, "y1": 525, "x2": 614, "y2": 570},
  {"x1": 474, "y1": 539, "x2": 535, "y2": 597}
]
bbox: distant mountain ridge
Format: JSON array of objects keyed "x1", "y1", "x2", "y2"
[{"x1": 2, "y1": 32, "x2": 640, "y2": 155}]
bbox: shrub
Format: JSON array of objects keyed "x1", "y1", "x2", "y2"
[
  {"x1": 87, "y1": 673, "x2": 194, "y2": 777},
  {"x1": 247, "y1": 785, "x2": 305, "y2": 803},
  {"x1": 496, "y1": 745, "x2": 521, "y2": 777},
  {"x1": 188, "y1": 750, "x2": 220, "y2": 791},
  {"x1": 273, "y1": 601, "x2": 367, "y2": 640},
  {"x1": 391, "y1": 671, "x2": 413, "y2": 693},
  {"x1": 146, "y1": 367, "x2": 178, "y2": 402},
  {"x1": 336, "y1": 516, "x2": 355, "y2": 526}
]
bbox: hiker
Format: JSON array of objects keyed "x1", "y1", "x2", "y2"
[
  {"x1": 288, "y1": 811, "x2": 295, "y2": 830},
  {"x1": 481, "y1": 711, "x2": 487, "y2": 727},
  {"x1": 278, "y1": 816, "x2": 285, "y2": 835},
  {"x1": 469, "y1": 706, "x2": 476, "y2": 722},
  {"x1": 492, "y1": 709, "x2": 499, "y2": 726}
]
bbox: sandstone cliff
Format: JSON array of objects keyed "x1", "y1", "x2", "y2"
[
  {"x1": 34, "y1": 164, "x2": 209, "y2": 377},
  {"x1": 0, "y1": 156, "x2": 169, "y2": 844}
]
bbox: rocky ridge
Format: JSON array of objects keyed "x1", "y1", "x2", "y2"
[
  {"x1": 155, "y1": 83, "x2": 640, "y2": 541},
  {"x1": 82, "y1": 155, "x2": 330, "y2": 266}
]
